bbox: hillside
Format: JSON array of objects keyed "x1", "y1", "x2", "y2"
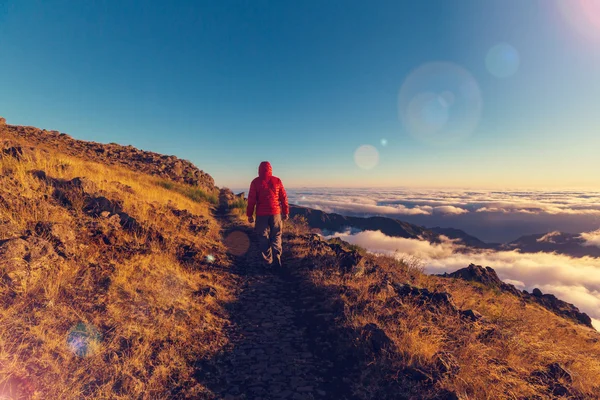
[
  {"x1": 504, "y1": 231, "x2": 600, "y2": 258},
  {"x1": 1, "y1": 117, "x2": 600, "y2": 399},
  {"x1": 290, "y1": 204, "x2": 600, "y2": 257}
]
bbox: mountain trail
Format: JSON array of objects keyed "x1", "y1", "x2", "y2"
[{"x1": 194, "y1": 190, "x2": 359, "y2": 399}]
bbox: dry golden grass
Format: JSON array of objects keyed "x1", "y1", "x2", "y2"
[
  {"x1": 286, "y1": 233, "x2": 600, "y2": 399},
  {"x1": 0, "y1": 131, "x2": 235, "y2": 398}
]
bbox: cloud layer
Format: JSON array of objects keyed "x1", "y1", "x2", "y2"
[
  {"x1": 580, "y1": 229, "x2": 600, "y2": 248},
  {"x1": 288, "y1": 188, "x2": 600, "y2": 242},
  {"x1": 326, "y1": 229, "x2": 600, "y2": 329}
]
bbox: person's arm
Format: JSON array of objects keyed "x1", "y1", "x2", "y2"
[
  {"x1": 279, "y1": 180, "x2": 289, "y2": 220},
  {"x1": 246, "y1": 180, "x2": 257, "y2": 222}
]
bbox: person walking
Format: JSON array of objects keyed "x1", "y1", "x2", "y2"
[{"x1": 246, "y1": 161, "x2": 289, "y2": 269}]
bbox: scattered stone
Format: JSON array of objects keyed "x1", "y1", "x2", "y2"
[
  {"x1": 460, "y1": 309, "x2": 483, "y2": 322},
  {"x1": 193, "y1": 286, "x2": 217, "y2": 298},
  {"x1": 443, "y1": 264, "x2": 594, "y2": 328},
  {"x1": 33, "y1": 221, "x2": 76, "y2": 256},
  {"x1": 4, "y1": 122, "x2": 216, "y2": 190},
  {"x1": 0, "y1": 237, "x2": 60, "y2": 290},
  {"x1": 527, "y1": 288, "x2": 593, "y2": 328},
  {"x1": 434, "y1": 352, "x2": 460, "y2": 376},
  {"x1": 393, "y1": 283, "x2": 457, "y2": 311},
  {"x1": 1, "y1": 145, "x2": 24, "y2": 160}
]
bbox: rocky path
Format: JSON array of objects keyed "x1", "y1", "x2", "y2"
[{"x1": 199, "y1": 195, "x2": 357, "y2": 400}]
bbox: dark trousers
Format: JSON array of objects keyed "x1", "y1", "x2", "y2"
[{"x1": 255, "y1": 214, "x2": 282, "y2": 266}]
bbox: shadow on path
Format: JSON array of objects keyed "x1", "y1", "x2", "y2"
[{"x1": 194, "y1": 198, "x2": 364, "y2": 399}]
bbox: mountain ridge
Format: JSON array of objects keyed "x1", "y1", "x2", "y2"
[{"x1": 1, "y1": 117, "x2": 215, "y2": 191}]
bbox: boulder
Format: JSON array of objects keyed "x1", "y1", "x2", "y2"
[{"x1": 441, "y1": 264, "x2": 522, "y2": 296}]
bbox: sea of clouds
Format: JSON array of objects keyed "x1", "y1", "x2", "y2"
[
  {"x1": 288, "y1": 188, "x2": 600, "y2": 243},
  {"x1": 287, "y1": 188, "x2": 600, "y2": 329}
]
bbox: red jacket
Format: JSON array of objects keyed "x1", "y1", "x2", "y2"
[{"x1": 247, "y1": 161, "x2": 289, "y2": 217}]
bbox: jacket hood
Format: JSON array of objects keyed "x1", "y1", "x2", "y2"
[{"x1": 258, "y1": 161, "x2": 272, "y2": 179}]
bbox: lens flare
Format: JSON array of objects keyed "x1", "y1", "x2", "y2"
[
  {"x1": 224, "y1": 231, "x2": 250, "y2": 256},
  {"x1": 354, "y1": 145, "x2": 379, "y2": 170},
  {"x1": 407, "y1": 92, "x2": 450, "y2": 135},
  {"x1": 558, "y1": 0, "x2": 600, "y2": 40},
  {"x1": 67, "y1": 323, "x2": 102, "y2": 357},
  {"x1": 380, "y1": 138, "x2": 388, "y2": 147},
  {"x1": 398, "y1": 62, "x2": 482, "y2": 146},
  {"x1": 439, "y1": 91, "x2": 455, "y2": 107},
  {"x1": 486, "y1": 43, "x2": 520, "y2": 78}
]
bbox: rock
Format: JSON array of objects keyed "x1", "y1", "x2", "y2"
[
  {"x1": 33, "y1": 222, "x2": 76, "y2": 255},
  {"x1": 368, "y1": 280, "x2": 395, "y2": 296},
  {"x1": 460, "y1": 309, "x2": 483, "y2": 322},
  {"x1": 360, "y1": 323, "x2": 393, "y2": 355},
  {"x1": 441, "y1": 264, "x2": 521, "y2": 296},
  {"x1": 1, "y1": 146, "x2": 24, "y2": 160},
  {"x1": 69, "y1": 177, "x2": 98, "y2": 194},
  {"x1": 0, "y1": 117, "x2": 6, "y2": 125},
  {"x1": 3, "y1": 121, "x2": 216, "y2": 190},
  {"x1": 111, "y1": 181, "x2": 135, "y2": 194},
  {"x1": 100, "y1": 211, "x2": 111, "y2": 218},
  {"x1": 434, "y1": 352, "x2": 460, "y2": 376},
  {"x1": 171, "y1": 208, "x2": 210, "y2": 234},
  {"x1": 0, "y1": 238, "x2": 29, "y2": 264},
  {"x1": 527, "y1": 288, "x2": 593, "y2": 328},
  {"x1": 219, "y1": 188, "x2": 235, "y2": 205},
  {"x1": 531, "y1": 362, "x2": 577, "y2": 397},
  {"x1": 84, "y1": 196, "x2": 120, "y2": 216},
  {"x1": 444, "y1": 265, "x2": 594, "y2": 328},
  {"x1": 326, "y1": 242, "x2": 363, "y2": 272},
  {"x1": 393, "y1": 283, "x2": 457, "y2": 311},
  {"x1": 0, "y1": 237, "x2": 59, "y2": 289},
  {"x1": 547, "y1": 362, "x2": 572, "y2": 383},
  {"x1": 31, "y1": 170, "x2": 47, "y2": 180}
]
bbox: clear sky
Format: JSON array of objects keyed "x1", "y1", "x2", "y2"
[{"x1": 1, "y1": 0, "x2": 599, "y2": 189}]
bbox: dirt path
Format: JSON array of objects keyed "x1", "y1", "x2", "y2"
[{"x1": 197, "y1": 194, "x2": 358, "y2": 399}]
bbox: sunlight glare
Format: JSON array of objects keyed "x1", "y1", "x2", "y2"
[
  {"x1": 398, "y1": 62, "x2": 482, "y2": 146},
  {"x1": 224, "y1": 231, "x2": 250, "y2": 256},
  {"x1": 67, "y1": 323, "x2": 102, "y2": 357},
  {"x1": 559, "y1": 0, "x2": 600, "y2": 40},
  {"x1": 354, "y1": 145, "x2": 379, "y2": 170},
  {"x1": 486, "y1": 43, "x2": 520, "y2": 78}
]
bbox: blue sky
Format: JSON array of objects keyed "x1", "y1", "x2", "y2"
[{"x1": 0, "y1": 0, "x2": 598, "y2": 189}]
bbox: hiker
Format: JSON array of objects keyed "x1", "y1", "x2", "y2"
[{"x1": 246, "y1": 161, "x2": 289, "y2": 268}]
